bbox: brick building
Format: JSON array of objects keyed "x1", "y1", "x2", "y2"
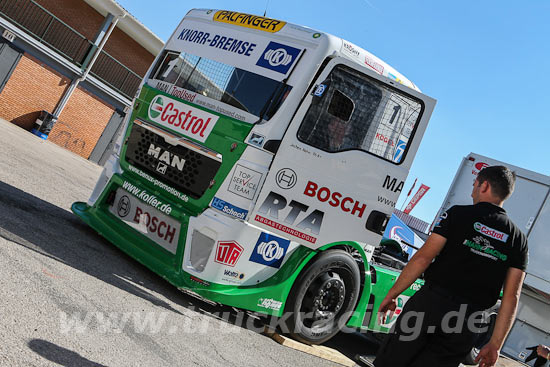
[{"x1": 0, "y1": 0, "x2": 163, "y2": 163}]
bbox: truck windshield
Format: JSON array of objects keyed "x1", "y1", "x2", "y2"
[{"x1": 149, "y1": 50, "x2": 291, "y2": 120}]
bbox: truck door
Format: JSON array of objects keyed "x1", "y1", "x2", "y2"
[{"x1": 249, "y1": 57, "x2": 436, "y2": 249}]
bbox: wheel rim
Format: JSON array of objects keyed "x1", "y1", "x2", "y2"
[{"x1": 301, "y1": 271, "x2": 346, "y2": 328}]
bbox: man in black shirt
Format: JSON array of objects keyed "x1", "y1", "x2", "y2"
[{"x1": 374, "y1": 166, "x2": 528, "y2": 367}]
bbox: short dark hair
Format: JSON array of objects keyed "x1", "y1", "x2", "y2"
[{"x1": 477, "y1": 165, "x2": 516, "y2": 201}]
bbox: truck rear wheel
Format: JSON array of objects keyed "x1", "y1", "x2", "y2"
[
  {"x1": 282, "y1": 249, "x2": 361, "y2": 345},
  {"x1": 462, "y1": 301, "x2": 501, "y2": 365}
]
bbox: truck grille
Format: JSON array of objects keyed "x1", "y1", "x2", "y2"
[{"x1": 125, "y1": 121, "x2": 222, "y2": 199}]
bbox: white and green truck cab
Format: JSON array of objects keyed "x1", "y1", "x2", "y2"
[{"x1": 73, "y1": 9, "x2": 436, "y2": 344}]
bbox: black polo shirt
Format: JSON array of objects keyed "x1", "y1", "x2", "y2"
[{"x1": 425, "y1": 202, "x2": 528, "y2": 309}]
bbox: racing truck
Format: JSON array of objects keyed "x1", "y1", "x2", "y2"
[{"x1": 72, "y1": 9, "x2": 436, "y2": 345}]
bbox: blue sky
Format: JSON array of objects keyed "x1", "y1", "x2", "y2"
[{"x1": 116, "y1": 0, "x2": 549, "y2": 224}]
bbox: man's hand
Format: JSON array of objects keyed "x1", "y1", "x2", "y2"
[
  {"x1": 537, "y1": 344, "x2": 550, "y2": 359},
  {"x1": 378, "y1": 295, "x2": 397, "y2": 325},
  {"x1": 475, "y1": 342, "x2": 500, "y2": 367}
]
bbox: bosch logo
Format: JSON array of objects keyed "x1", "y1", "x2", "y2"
[
  {"x1": 276, "y1": 168, "x2": 297, "y2": 189},
  {"x1": 264, "y1": 48, "x2": 293, "y2": 67},
  {"x1": 257, "y1": 240, "x2": 285, "y2": 262},
  {"x1": 475, "y1": 162, "x2": 489, "y2": 171},
  {"x1": 117, "y1": 195, "x2": 131, "y2": 217}
]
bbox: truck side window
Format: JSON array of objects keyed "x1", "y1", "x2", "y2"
[{"x1": 297, "y1": 65, "x2": 423, "y2": 163}]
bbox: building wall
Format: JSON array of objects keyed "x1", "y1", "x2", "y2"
[
  {"x1": 34, "y1": 0, "x2": 154, "y2": 75},
  {"x1": 0, "y1": 53, "x2": 68, "y2": 130},
  {"x1": 50, "y1": 86, "x2": 114, "y2": 159},
  {"x1": 0, "y1": 0, "x2": 157, "y2": 160},
  {"x1": 0, "y1": 53, "x2": 114, "y2": 158}
]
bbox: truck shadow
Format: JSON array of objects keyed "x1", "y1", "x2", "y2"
[
  {"x1": 0, "y1": 180, "x2": 187, "y2": 315},
  {"x1": 0, "y1": 180, "x2": 380, "y2": 363}
]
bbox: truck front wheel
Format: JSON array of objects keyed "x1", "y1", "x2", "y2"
[{"x1": 282, "y1": 249, "x2": 361, "y2": 345}]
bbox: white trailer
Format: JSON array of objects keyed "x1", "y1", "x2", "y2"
[{"x1": 433, "y1": 152, "x2": 550, "y2": 365}]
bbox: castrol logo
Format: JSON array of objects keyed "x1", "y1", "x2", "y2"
[
  {"x1": 475, "y1": 162, "x2": 489, "y2": 171},
  {"x1": 148, "y1": 95, "x2": 219, "y2": 143}
]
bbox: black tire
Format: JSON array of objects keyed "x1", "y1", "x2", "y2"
[
  {"x1": 282, "y1": 249, "x2": 361, "y2": 345},
  {"x1": 462, "y1": 301, "x2": 501, "y2": 365}
]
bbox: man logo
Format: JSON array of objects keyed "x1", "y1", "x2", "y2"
[
  {"x1": 156, "y1": 162, "x2": 168, "y2": 174},
  {"x1": 117, "y1": 195, "x2": 131, "y2": 217},
  {"x1": 250, "y1": 233, "x2": 290, "y2": 268},
  {"x1": 275, "y1": 168, "x2": 297, "y2": 189},
  {"x1": 256, "y1": 41, "x2": 301, "y2": 74}
]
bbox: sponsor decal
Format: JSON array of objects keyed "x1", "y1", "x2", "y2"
[
  {"x1": 365, "y1": 56, "x2": 384, "y2": 75},
  {"x1": 257, "y1": 297, "x2": 282, "y2": 311},
  {"x1": 249, "y1": 233, "x2": 290, "y2": 268},
  {"x1": 177, "y1": 28, "x2": 257, "y2": 56},
  {"x1": 313, "y1": 33, "x2": 321, "y2": 39},
  {"x1": 256, "y1": 41, "x2": 301, "y2": 74},
  {"x1": 147, "y1": 143, "x2": 186, "y2": 174},
  {"x1": 221, "y1": 268, "x2": 245, "y2": 284},
  {"x1": 377, "y1": 195, "x2": 396, "y2": 207},
  {"x1": 463, "y1": 237, "x2": 507, "y2": 261},
  {"x1": 472, "y1": 161, "x2": 489, "y2": 176},
  {"x1": 313, "y1": 84, "x2": 326, "y2": 97},
  {"x1": 342, "y1": 42, "x2": 360, "y2": 58},
  {"x1": 403, "y1": 184, "x2": 430, "y2": 215},
  {"x1": 117, "y1": 195, "x2": 131, "y2": 217},
  {"x1": 375, "y1": 132, "x2": 396, "y2": 147},
  {"x1": 211, "y1": 197, "x2": 248, "y2": 220},
  {"x1": 410, "y1": 283, "x2": 422, "y2": 292},
  {"x1": 382, "y1": 175, "x2": 404, "y2": 193},
  {"x1": 387, "y1": 72, "x2": 403, "y2": 85},
  {"x1": 190, "y1": 275, "x2": 210, "y2": 287},
  {"x1": 248, "y1": 133, "x2": 265, "y2": 147},
  {"x1": 228, "y1": 164, "x2": 262, "y2": 200},
  {"x1": 126, "y1": 165, "x2": 189, "y2": 203},
  {"x1": 304, "y1": 181, "x2": 367, "y2": 218},
  {"x1": 380, "y1": 295, "x2": 409, "y2": 327},
  {"x1": 256, "y1": 191, "x2": 323, "y2": 244},
  {"x1": 393, "y1": 139, "x2": 407, "y2": 163},
  {"x1": 133, "y1": 206, "x2": 178, "y2": 244},
  {"x1": 148, "y1": 95, "x2": 219, "y2": 143},
  {"x1": 434, "y1": 210, "x2": 448, "y2": 227},
  {"x1": 213, "y1": 11, "x2": 286, "y2": 33},
  {"x1": 475, "y1": 162, "x2": 489, "y2": 171},
  {"x1": 473, "y1": 222, "x2": 509, "y2": 242},
  {"x1": 275, "y1": 168, "x2": 297, "y2": 189},
  {"x1": 214, "y1": 241, "x2": 243, "y2": 267},
  {"x1": 121, "y1": 181, "x2": 173, "y2": 215}
]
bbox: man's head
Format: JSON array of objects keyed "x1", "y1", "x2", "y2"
[{"x1": 471, "y1": 165, "x2": 516, "y2": 205}]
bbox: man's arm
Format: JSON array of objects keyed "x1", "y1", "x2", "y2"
[
  {"x1": 378, "y1": 233, "x2": 447, "y2": 321},
  {"x1": 475, "y1": 267, "x2": 526, "y2": 367}
]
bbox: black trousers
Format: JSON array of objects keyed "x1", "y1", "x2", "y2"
[{"x1": 374, "y1": 285, "x2": 484, "y2": 367}]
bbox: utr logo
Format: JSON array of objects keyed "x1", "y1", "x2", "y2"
[{"x1": 215, "y1": 241, "x2": 243, "y2": 267}]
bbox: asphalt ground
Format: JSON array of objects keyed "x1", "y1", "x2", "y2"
[
  {"x1": 0, "y1": 118, "x2": 384, "y2": 366},
  {"x1": 0, "y1": 119, "x2": 525, "y2": 367}
]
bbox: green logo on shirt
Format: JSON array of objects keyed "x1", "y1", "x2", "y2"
[{"x1": 463, "y1": 237, "x2": 508, "y2": 261}]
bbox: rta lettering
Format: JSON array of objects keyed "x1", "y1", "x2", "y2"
[
  {"x1": 303, "y1": 181, "x2": 366, "y2": 218},
  {"x1": 258, "y1": 192, "x2": 323, "y2": 235}
]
